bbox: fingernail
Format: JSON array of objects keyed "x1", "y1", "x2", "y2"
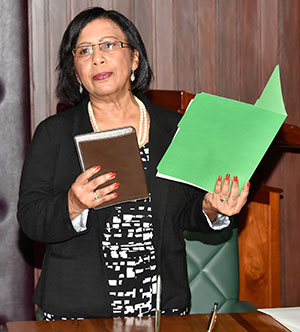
[
  {"x1": 218, "y1": 175, "x2": 222, "y2": 181},
  {"x1": 233, "y1": 176, "x2": 238, "y2": 182},
  {"x1": 114, "y1": 183, "x2": 120, "y2": 189},
  {"x1": 113, "y1": 192, "x2": 119, "y2": 197},
  {"x1": 247, "y1": 181, "x2": 251, "y2": 188},
  {"x1": 94, "y1": 165, "x2": 101, "y2": 171},
  {"x1": 109, "y1": 172, "x2": 116, "y2": 179},
  {"x1": 225, "y1": 174, "x2": 230, "y2": 181}
]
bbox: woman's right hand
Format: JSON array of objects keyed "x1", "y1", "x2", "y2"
[{"x1": 68, "y1": 165, "x2": 119, "y2": 220}]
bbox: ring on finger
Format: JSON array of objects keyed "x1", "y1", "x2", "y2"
[
  {"x1": 93, "y1": 191, "x2": 99, "y2": 200},
  {"x1": 220, "y1": 195, "x2": 228, "y2": 203}
]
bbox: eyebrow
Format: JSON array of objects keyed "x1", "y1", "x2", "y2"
[{"x1": 76, "y1": 36, "x2": 121, "y2": 47}]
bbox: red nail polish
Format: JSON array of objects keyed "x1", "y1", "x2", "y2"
[
  {"x1": 233, "y1": 176, "x2": 238, "y2": 182},
  {"x1": 94, "y1": 165, "x2": 101, "y2": 171},
  {"x1": 109, "y1": 172, "x2": 116, "y2": 179},
  {"x1": 113, "y1": 192, "x2": 119, "y2": 197},
  {"x1": 114, "y1": 183, "x2": 120, "y2": 189},
  {"x1": 247, "y1": 182, "x2": 251, "y2": 188},
  {"x1": 218, "y1": 176, "x2": 222, "y2": 181},
  {"x1": 225, "y1": 174, "x2": 230, "y2": 181}
]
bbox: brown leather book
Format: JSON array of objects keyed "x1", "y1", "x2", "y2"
[{"x1": 74, "y1": 126, "x2": 149, "y2": 209}]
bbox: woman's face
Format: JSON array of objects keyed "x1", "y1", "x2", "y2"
[{"x1": 73, "y1": 18, "x2": 139, "y2": 100}]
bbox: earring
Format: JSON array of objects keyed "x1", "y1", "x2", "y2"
[
  {"x1": 79, "y1": 83, "x2": 83, "y2": 94},
  {"x1": 130, "y1": 70, "x2": 135, "y2": 82}
]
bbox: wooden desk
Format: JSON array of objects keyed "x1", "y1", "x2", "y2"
[{"x1": 6, "y1": 312, "x2": 290, "y2": 332}]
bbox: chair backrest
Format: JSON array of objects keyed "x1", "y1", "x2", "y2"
[
  {"x1": 185, "y1": 227, "x2": 240, "y2": 313},
  {"x1": 145, "y1": 89, "x2": 195, "y2": 114}
]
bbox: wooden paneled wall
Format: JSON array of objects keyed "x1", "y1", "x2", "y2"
[{"x1": 28, "y1": 0, "x2": 300, "y2": 307}]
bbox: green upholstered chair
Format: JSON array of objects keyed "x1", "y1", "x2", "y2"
[{"x1": 185, "y1": 225, "x2": 257, "y2": 314}]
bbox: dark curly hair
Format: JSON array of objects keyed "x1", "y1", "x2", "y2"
[{"x1": 56, "y1": 7, "x2": 153, "y2": 105}]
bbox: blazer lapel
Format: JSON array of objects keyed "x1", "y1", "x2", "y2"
[{"x1": 72, "y1": 98, "x2": 93, "y2": 137}]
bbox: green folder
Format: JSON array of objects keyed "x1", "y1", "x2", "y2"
[{"x1": 156, "y1": 65, "x2": 287, "y2": 193}]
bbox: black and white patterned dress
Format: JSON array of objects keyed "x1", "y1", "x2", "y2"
[{"x1": 102, "y1": 144, "x2": 157, "y2": 317}]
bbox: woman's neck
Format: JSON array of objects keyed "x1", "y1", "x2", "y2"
[{"x1": 88, "y1": 92, "x2": 140, "y2": 131}]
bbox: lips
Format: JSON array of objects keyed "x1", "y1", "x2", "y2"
[{"x1": 93, "y1": 72, "x2": 112, "y2": 80}]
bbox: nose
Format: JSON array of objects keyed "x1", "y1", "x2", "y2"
[{"x1": 92, "y1": 47, "x2": 105, "y2": 65}]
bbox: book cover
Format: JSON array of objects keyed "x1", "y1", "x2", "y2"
[{"x1": 74, "y1": 126, "x2": 149, "y2": 209}]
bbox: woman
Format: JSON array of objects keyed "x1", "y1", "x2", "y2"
[{"x1": 17, "y1": 7, "x2": 249, "y2": 320}]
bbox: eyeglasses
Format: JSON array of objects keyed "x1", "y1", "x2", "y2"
[{"x1": 72, "y1": 40, "x2": 131, "y2": 59}]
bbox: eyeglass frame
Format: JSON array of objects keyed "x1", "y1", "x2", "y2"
[{"x1": 72, "y1": 40, "x2": 132, "y2": 59}]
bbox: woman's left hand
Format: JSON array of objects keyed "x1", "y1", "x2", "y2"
[{"x1": 203, "y1": 174, "x2": 250, "y2": 221}]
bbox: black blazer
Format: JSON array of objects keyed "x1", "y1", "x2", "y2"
[{"x1": 17, "y1": 94, "x2": 226, "y2": 318}]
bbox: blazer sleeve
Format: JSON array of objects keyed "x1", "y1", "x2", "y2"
[
  {"x1": 179, "y1": 187, "x2": 232, "y2": 233},
  {"x1": 17, "y1": 119, "x2": 85, "y2": 243}
]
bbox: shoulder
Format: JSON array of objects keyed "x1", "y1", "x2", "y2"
[
  {"x1": 28, "y1": 101, "x2": 89, "y2": 158},
  {"x1": 36, "y1": 104, "x2": 78, "y2": 131},
  {"x1": 33, "y1": 100, "x2": 86, "y2": 140}
]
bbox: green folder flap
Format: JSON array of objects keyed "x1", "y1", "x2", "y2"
[
  {"x1": 255, "y1": 65, "x2": 287, "y2": 115},
  {"x1": 157, "y1": 65, "x2": 287, "y2": 193}
]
